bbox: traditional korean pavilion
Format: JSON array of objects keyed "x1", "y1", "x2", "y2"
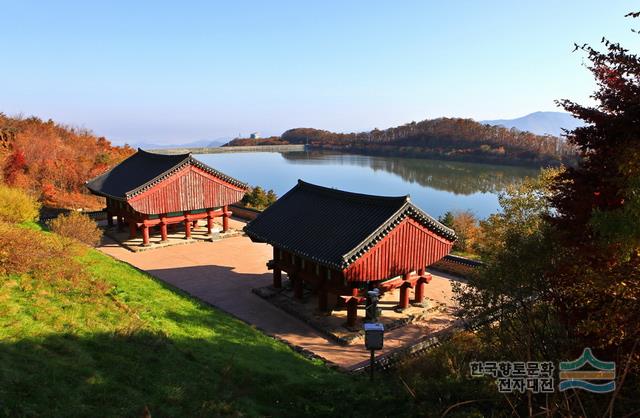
[
  {"x1": 244, "y1": 180, "x2": 457, "y2": 326},
  {"x1": 86, "y1": 149, "x2": 247, "y2": 245}
]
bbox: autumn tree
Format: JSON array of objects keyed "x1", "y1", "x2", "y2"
[
  {"x1": 241, "y1": 186, "x2": 278, "y2": 210},
  {"x1": 450, "y1": 13, "x2": 640, "y2": 415},
  {"x1": 0, "y1": 113, "x2": 133, "y2": 209},
  {"x1": 547, "y1": 12, "x2": 640, "y2": 404},
  {"x1": 450, "y1": 210, "x2": 481, "y2": 253},
  {"x1": 2, "y1": 149, "x2": 27, "y2": 186}
]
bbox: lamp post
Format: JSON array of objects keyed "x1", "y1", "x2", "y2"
[{"x1": 364, "y1": 289, "x2": 384, "y2": 381}]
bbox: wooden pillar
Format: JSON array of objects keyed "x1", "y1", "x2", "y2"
[
  {"x1": 107, "y1": 212, "x2": 114, "y2": 227},
  {"x1": 273, "y1": 267, "x2": 282, "y2": 288},
  {"x1": 293, "y1": 273, "x2": 303, "y2": 299},
  {"x1": 346, "y1": 298, "x2": 358, "y2": 327},
  {"x1": 399, "y1": 284, "x2": 410, "y2": 309},
  {"x1": 184, "y1": 218, "x2": 192, "y2": 239},
  {"x1": 129, "y1": 221, "x2": 137, "y2": 239},
  {"x1": 414, "y1": 268, "x2": 426, "y2": 304},
  {"x1": 414, "y1": 280, "x2": 425, "y2": 304},
  {"x1": 160, "y1": 222, "x2": 168, "y2": 242},
  {"x1": 399, "y1": 272, "x2": 411, "y2": 309},
  {"x1": 318, "y1": 288, "x2": 328, "y2": 312},
  {"x1": 351, "y1": 285, "x2": 359, "y2": 297},
  {"x1": 141, "y1": 225, "x2": 150, "y2": 246},
  {"x1": 222, "y1": 205, "x2": 230, "y2": 232},
  {"x1": 206, "y1": 210, "x2": 214, "y2": 234},
  {"x1": 117, "y1": 215, "x2": 124, "y2": 231}
]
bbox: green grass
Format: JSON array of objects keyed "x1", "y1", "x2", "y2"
[
  {"x1": 450, "y1": 250, "x2": 483, "y2": 261},
  {"x1": 0, "y1": 225, "x2": 409, "y2": 417}
]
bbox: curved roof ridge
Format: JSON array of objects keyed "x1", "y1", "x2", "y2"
[
  {"x1": 136, "y1": 148, "x2": 191, "y2": 160},
  {"x1": 86, "y1": 149, "x2": 246, "y2": 200},
  {"x1": 296, "y1": 179, "x2": 409, "y2": 206}
]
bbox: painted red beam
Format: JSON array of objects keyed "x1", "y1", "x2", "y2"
[{"x1": 140, "y1": 209, "x2": 224, "y2": 227}]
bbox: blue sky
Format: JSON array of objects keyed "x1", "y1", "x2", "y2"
[{"x1": 0, "y1": 1, "x2": 635, "y2": 144}]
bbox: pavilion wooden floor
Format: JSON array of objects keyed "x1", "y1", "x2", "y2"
[{"x1": 98, "y1": 218, "x2": 464, "y2": 371}]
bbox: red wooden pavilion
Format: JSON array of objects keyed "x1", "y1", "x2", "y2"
[
  {"x1": 244, "y1": 180, "x2": 457, "y2": 326},
  {"x1": 86, "y1": 149, "x2": 247, "y2": 245}
]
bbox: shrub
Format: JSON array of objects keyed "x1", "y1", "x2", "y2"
[
  {"x1": 0, "y1": 221, "x2": 107, "y2": 297},
  {"x1": 395, "y1": 332, "x2": 499, "y2": 416},
  {"x1": 0, "y1": 184, "x2": 40, "y2": 223},
  {"x1": 242, "y1": 186, "x2": 278, "y2": 210},
  {"x1": 451, "y1": 210, "x2": 481, "y2": 253},
  {"x1": 48, "y1": 211, "x2": 102, "y2": 247}
]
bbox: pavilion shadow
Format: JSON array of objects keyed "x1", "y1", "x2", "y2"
[{"x1": 142, "y1": 264, "x2": 340, "y2": 344}]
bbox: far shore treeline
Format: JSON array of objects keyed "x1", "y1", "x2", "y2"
[{"x1": 226, "y1": 117, "x2": 578, "y2": 166}]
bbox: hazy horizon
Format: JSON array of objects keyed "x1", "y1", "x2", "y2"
[{"x1": 1, "y1": 1, "x2": 634, "y2": 145}]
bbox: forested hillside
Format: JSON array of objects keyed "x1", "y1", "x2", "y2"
[
  {"x1": 225, "y1": 117, "x2": 577, "y2": 166},
  {"x1": 224, "y1": 135, "x2": 288, "y2": 146},
  {"x1": 281, "y1": 118, "x2": 577, "y2": 166},
  {"x1": 0, "y1": 114, "x2": 133, "y2": 209}
]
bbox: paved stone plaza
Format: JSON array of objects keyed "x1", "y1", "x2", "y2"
[{"x1": 98, "y1": 218, "x2": 464, "y2": 370}]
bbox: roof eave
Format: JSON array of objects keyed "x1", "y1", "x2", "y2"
[
  {"x1": 243, "y1": 227, "x2": 343, "y2": 270},
  {"x1": 85, "y1": 182, "x2": 126, "y2": 201}
]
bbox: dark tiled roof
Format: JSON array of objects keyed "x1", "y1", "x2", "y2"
[
  {"x1": 86, "y1": 149, "x2": 247, "y2": 199},
  {"x1": 244, "y1": 180, "x2": 456, "y2": 269}
]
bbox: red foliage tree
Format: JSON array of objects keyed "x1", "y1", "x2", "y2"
[
  {"x1": 548, "y1": 13, "x2": 640, "y2": 377},
  {"x1": 2, "y1": 149, "x2": 26, "y2": 185},
  {"x1": 0, "y1": 114, "x2": 134, "y2": 209}
]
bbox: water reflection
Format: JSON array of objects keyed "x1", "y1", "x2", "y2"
[
  {"x1": 197, "y1": 150, "x2": 540, "y2": 218},
  {"x1": 281, "y1": 151, "x2": 538, "y2": 196}
]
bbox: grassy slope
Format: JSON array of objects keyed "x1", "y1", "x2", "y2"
[{"x1": 0, "y1": 225, "x2": 407, "y2": 417}]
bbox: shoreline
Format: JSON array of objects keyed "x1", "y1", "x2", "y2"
[{"x1": 147, "y1": 144, "x2": 306, "y2": 155}]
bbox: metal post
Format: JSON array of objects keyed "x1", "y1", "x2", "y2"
[{"x1": 370, "y1": 350, "x2": 375, "y2": 381}]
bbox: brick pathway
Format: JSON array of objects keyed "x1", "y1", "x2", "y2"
[{"x1": 98, "y1": 218, "x2": 460, "y2": 370}]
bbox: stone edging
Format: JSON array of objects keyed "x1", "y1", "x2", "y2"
[{"x1": 102, "y1": 227, "x2": 244, "y2": 252}]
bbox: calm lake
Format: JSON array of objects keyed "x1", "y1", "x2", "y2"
[{"x1": 198, "y1": 150, "x2": 540, "y2": 219}]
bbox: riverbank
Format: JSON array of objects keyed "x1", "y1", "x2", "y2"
[{"x1": 305, "y1": 145, "x2": 566, "y2": 168}]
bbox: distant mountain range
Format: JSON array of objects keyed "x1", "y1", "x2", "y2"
[
  {"x1": 481, "y1": 111, "x2": 583, "y2": 137},
  {"x1": 133, "y1": 138, "x2": 228, "y2": 150}
]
